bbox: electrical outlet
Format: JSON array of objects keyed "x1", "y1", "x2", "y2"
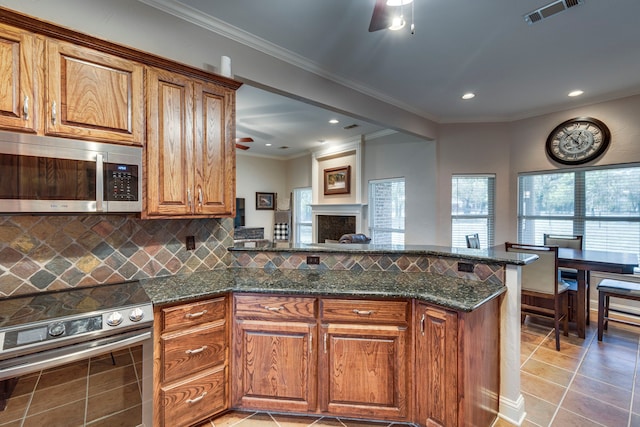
[
  {"x1": 186, "y1": 236, "x2": 196, "y2": 251},
  {"x1": 306, "y1": 255, "x2": 320, "y2": 265},
  {"x1": 457, "y1": 262, "x2": 474, "y2": 273}
]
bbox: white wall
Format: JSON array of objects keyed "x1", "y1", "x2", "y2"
[
  {"x1": 236, "y1": 154, "x2": 287, "y2": 241},
  {"x1": 363, "y1": 133, "x2": 437, "y2": 244},
  {"x1": 436, "y1": 123, "x2": 512, "y2": 246}
]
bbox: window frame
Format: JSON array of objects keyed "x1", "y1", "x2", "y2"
[
  {"x1": 368, "y1": 177, "x2": 405, "y2": 245},
  {"x1": 451, "y1": 174, "x2": 496, "y2": 248}
]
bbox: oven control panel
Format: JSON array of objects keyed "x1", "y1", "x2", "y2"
[{"x1": 0, "y1": 303, "x2": 154, "y2": 358}]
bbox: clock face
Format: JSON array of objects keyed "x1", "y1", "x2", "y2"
[{"x1": 546, "y1": 117, "x2": 611, "y2": 165}]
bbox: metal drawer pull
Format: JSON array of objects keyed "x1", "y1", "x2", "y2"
[
  {"x1": 198, "y1": 188, "x2": 203, "y2": 207},
  {"x1": 187, "y1": 189, "x2": 192, "y2": 209},
  {"x1": 324, "y1": 333, "x2": 327, "y2": 354},
  {"x1": 420, "y1": 313, "x2": 426, "y2": 336},
  {"x1": 23, "y1": 95, "x2": 29, "y2": 120},
  {"x1": 352, "y1": 309, "x2": 374, "y2": 316},
  {"x1": 185, "y1": 345, "x2": 208, "y2": 355},
  {"x1": 185, "y1": 310, "x2": 207, "y2": 319},
  {"x1": 186, "y1": 392, "x2": 207, "y2": 404},
  {"x1": 264, "y1": 306, "x2": 284, "y2": 311},
  {"x1": 51, "y1": 101, "x2": 57, "y2": 124}
]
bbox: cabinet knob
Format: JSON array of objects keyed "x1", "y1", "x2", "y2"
[
  {"x1": 51, "y1": 101, "x2": 57, "y2": 125},
  {"x1": 185, "y1": 309, "x2": 207, "y2": 319},
  {"x1": 186, "y1": 392, "x2": 207, "y2": 404},
  {"x1": 185, "y1": 345, "x2": 208, "y2": 355},
  {"x1": 23, "y1": 95, "x2": 29, "y2": 120}
]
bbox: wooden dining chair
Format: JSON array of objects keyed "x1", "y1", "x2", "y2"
[
  {"x1": 506, "y1": 242, "x2": 569, "y2": 350},
  {"x1": 543, "y1": 234, "x2": 585, "y2": 323},
  {"x1": 466, "y1": 233, "x2": 480, "y2": 249}
]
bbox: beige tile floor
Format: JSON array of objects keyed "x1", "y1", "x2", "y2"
[
  {"x1": 1, "y1": 320, "x2": 638, "y2": 427},
  {"x1": 201, "y1": 319, "x2": 640, "y2": 427},
  {"x1": 0, "y1": 346, "x2": 143, "y2": 427}
]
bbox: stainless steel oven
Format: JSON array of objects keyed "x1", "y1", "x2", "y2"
[
  {"x1": 0, "y1": 281, "x2": 153, "y2": 426},
  {"x1": 0, "y1": 130, "x2": 142, "y2": 213}
]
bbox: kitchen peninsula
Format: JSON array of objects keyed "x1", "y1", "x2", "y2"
[{"x1": 143, "y1": 243, "x2": 534, "y2": 427}]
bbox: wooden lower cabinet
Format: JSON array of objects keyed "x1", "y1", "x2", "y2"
[
  {"x1": 318, "y1": 322, "x2": 408, "y2": 420},
  {"x1": 232, "y1": 319, "x2": 317, "y2": 412},
  {"x1": 154, "y1": 295, "x2": 229, "y2": 427},
  {"x1": 415, "y1": 297, "x2": 501, "y2": 427}
]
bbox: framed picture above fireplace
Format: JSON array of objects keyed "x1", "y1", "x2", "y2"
[
  {"x1": 324, "y1": 166, "x2": 351, "y2": 195},
  {"x1": 256, "y1": 192, "x2": 276, "y2": 210}
]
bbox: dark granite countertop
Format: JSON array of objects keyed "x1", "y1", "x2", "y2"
[
  {"x1": 229, "y1": 242, "x2": 536, "y2": 266},
  {"x1": 141, "y1": 267, "x2": 506, "y2": 312}
]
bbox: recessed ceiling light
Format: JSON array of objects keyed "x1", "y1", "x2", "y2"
[
  {"x1": 461, "y1": 92, "x2": 475, "y2": 100},
  {"x1": 265, "y1": 143, "x2": 272, "y2": 147},
  {"x1": 329, "y1": 119, "x2": 339, "y2": 124},
  {"x1": 568, "y1": 90, "x2": 584, "y2": 97},
  {"x1": 386, "y1": 0, "x2": 413, "y2": 5}
]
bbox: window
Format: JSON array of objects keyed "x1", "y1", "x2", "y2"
[
  {"x1": 293, "y1": 187, "x2": 312, "y2": 244},
  {"x1": 368, "y1": 178, "x2": 405, "y2": 244},
  {"x1": 451, "y1": 174, "x2": 495, "y2": 248},
  {"x1": 518, "y1": 164, "x2": 640, "y2": 257}
]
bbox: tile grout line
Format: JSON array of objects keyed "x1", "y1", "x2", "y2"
[
  {"x1": 547, "y1": 330, "x2": 596, "y2": 426},
  {"x1": 19, "y1": 371, "x2": 41, "y2": 427}
]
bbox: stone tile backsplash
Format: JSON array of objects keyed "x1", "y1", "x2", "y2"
[
  {"x1": 232, "y1": 250, "x2": 505, "y2": 285},
  {"x1": 0, "y1": 215, "x2": 234, "y2": 297}
]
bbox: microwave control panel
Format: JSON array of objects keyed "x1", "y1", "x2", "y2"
[{"x1": 104, "y1": 163, "x2": 139, "y2": 201}]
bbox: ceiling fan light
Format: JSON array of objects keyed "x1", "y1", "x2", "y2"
[
  {"x1": 389, "y1": 16, "x2": 406, "y2": 30},
  {"x1": 386, "y1": 0, "x2": 413, "y2": 6}
]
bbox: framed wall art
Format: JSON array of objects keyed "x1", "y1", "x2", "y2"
[
  {"x1": 256, "y1": 192, "x2": 276, "y2": 210},
  {"x1": 324, "y1": 166, "x2": 351, "y2": 195}
]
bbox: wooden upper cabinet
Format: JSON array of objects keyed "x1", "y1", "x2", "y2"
[
  {"x1": 0, "y1": 23, "x2": 39, "y2": 133},
  {"x1": 145, "y1": 67, "x2": 236, "y2": 218},
  {"x1": 45, "y1": 39, "x2": 144, "y2": 145},
  {"x1": 194, "y1": 80, "x2": 235, "y2": 216},
  {"x1": 145, "y1": 67, "x2": 194, "y2": 216}
]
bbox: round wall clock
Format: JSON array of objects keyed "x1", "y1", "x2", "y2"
[{"x1": 545, "y1": 117, "x2": 611, "y2": 165}]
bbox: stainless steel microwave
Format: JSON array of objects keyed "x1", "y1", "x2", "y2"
[{"x1": 0, "y1": 131, "x2": 142, "y2": 213}]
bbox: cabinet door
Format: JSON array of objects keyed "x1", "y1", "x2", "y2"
[
  {"x1": 0, "y1": 23, "x2": 38, "y2": 133},
  {"x1": 233, "y1": 319, "x2": 316, "y2": 413},
  {"x1": 415, "y1": 303, "x2": 458, "y2": 427},
  {"x1": 45, "y1": 39, "x2": 144, "y2": 145},
  {"x1": 193, "y1": 80, "x2": 235, "y2": 216},
  {"x1": 145, "y1": 67, "x2": 194, "y2": 216},
  {"x1": 319, "y1": 323, "x2": 408, "y2": 420}
]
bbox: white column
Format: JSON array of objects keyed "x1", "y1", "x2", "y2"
[{"x1": 498, "y1": 264, "x2": 526, "y2": 425}]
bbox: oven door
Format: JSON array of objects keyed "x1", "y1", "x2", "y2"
[{"x1": 0, "y1": 327, "x2": 153, "y2": 427}]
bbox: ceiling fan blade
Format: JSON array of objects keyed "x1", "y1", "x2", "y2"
[
  {"x1": 235, "y1": 137, "x2": 254, "y2": 143},
  {"x1": 369, "y1": 0, "x2": 391, "y2": 32},
  {"x1": 236, "y1": 143, "x2": 250, "y2": 150}
]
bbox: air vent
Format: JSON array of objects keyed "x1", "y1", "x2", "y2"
[
  {"x1": 524, "y1": 0, "x2": 584, "y2": 25},
  {"x1": 343, "y1": 124, "x2": 359, "y2": 130}
]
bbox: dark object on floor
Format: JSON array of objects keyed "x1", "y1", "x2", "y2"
[{"x1": 338, "y1": 233, "x2": 371, "y2": 244}]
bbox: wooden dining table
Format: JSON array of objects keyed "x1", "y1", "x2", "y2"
[{"x1": 558, "y1": 247, "x2": 639, "y2": 338}]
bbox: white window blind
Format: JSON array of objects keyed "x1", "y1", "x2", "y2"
[
  {"x1": 451, "y1": 174, "x2": 495, "y2": 248},
  {"x1": 368, "y1": 178, "x2": 405, "y2": 245},
  {"x1": 293, "y1": 187, "x2": 312, "y2": 244},
  {"x1": 518, "y1": 164, "x2": 640, "y2": 258}
]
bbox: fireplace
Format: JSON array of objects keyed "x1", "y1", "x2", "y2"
[
  {"x1": 317, "y1": 215, "x2": 356, "y2": 243},
  {"x1": 310, "y1": 203, "x2": 365, "y2": 243}
]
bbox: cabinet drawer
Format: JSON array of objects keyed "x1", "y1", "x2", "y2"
[
  {"x1": 162, "y1": 323, "x2": 226, "y2": 383},
  {"x1": 162, "y1": 296, "x2": 226, "y2": 332},
  {"x1": 161, "y1": 366, "x2": 226, "y2": 427},
  {"x1": 234, "y1": 294, "x2": 316, "y2": 321},
  {"x1": 321, "y1": 298, "x2": 409, "y2": 324}
]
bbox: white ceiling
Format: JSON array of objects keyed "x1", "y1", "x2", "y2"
[{"x1": 142, "y1": 0, "x2": 640, "y2": 158}]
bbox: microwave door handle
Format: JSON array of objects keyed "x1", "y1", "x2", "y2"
[{"x1": 96, "y1": 154, "x2": 104, "y2": 212}]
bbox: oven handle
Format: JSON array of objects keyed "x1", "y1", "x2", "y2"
[{"x1": 0, "y1": 329, "x2": 151, "y2": 381}]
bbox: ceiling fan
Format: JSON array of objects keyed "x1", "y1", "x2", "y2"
[
  {"x1": 235, "y1": 137, "x2": 253, "y2": 150},
  {"x1": 369, "y1": 0, "x2": 414, "y2": 33}
]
